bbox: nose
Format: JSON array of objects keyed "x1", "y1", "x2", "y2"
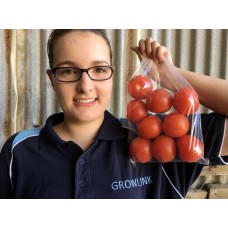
[{"x1": 76, "y1": 71, "x2": 94, "y2": 93}]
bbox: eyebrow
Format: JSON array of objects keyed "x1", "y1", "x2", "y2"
[{"x1": 55, "y1": 60, "x2": 111, "y2": 67}]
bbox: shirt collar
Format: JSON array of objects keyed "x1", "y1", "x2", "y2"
[
  {"x1": 95, "y1": 110, "x2": 128, "y2": 141},
  {"x1": 40, "y1": 113, "x2": 66, "y2": 149},
  {"x1": 39, "y1": 111, "x2": 127, "y2": 150}
]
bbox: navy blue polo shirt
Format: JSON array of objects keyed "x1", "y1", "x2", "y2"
[{"x1": 0, "y1": 111, "x2": 227, "y2": 199}]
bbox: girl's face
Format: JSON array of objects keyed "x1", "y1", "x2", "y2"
[{"x1": 47, "y1": 32, "x2": 113, "y2": 124}]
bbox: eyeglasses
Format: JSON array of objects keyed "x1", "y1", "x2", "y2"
[{"x1": 50, "y1": 65, "x2": 115, "y2": 82}]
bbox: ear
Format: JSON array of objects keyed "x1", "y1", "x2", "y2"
[{"x1": 46, "y1": 69, "x2": 56, "y2": 90}]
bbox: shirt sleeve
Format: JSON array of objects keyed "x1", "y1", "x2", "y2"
[
  {"x1": 201, "y1": 113, "x2": 227, "y2": 165},
  {"x1": 0, "y1": 135, "x2": 15, "y2": 198}
]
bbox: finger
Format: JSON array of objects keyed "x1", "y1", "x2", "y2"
[
  {"x1": 145, "y1": 37, "x2": 153, "y2": 58},
  {"x1": 156, "y1": 46, "x2": 167, "y2": 62},
  {"x1": 130, "y1": 46, "x2": 143, "y2": 61},
  {"x1": 151, "y1": 41, "x2": 160, "y2": 64},
  {"x1": 138, "y1": 39, "x2": 147, "y2": 57},
  {"x1": 157, "y1": 46, "x2": 172, "y2": 64}
]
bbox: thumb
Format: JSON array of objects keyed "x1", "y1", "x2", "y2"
[{"x1": 130, "y1": 46, "x2": 144, "y2": 61}]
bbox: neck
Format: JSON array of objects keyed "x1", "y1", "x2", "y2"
[{"x1": 54, "y1": 115, "x2": 104, "y2": 151}]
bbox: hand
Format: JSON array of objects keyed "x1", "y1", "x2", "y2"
[
  {"x1": 131, "y1": 37, "x2": 173, "y2": 65},
  {"x1": 131, "y1": 38, "x2": 181, "y2": 92}
]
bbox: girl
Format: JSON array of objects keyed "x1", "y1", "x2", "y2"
[{"x1": 0, "y1": 29, "x2": 227, "y2": 198}]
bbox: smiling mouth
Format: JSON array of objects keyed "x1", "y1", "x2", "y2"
[{"x1": 74, "y1": 98, "x2": 96, "y2": 104}]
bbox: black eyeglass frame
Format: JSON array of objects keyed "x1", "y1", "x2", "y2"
[{"x1": 49, "y1": 65, "x2": 115, "y2": 82}]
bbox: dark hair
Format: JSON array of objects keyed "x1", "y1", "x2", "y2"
[{"x1": 47, "y1": 29, "x2": 112, "y2": 68}]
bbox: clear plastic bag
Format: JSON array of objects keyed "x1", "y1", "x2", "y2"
[{"x1": 126, "y1": 57, "x2": 207, "y2": 164}]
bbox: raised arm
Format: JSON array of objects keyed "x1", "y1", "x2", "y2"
[{"x1": 178, "y1": 70, "x2": 228, "y2": 117}]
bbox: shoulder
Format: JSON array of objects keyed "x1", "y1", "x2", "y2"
[
  {"x1": 201, "y1": 112, "x2": 226, "y2": 126},
  {"x1": 119, "y1": 118, "x2": 137, "y2": 133},
  {"x1": 200, "y1": 113, "x2": 226, "y2": 141},
  {"x1": 0, "y1": 127, "x2": 42, "y2": 164},
  {"x1": 200, "y1": 113, "x2": 227, "y2": 164},
  {"x1": 2, "y1": 128, "x2": 42, "y2": 151},
  {"x1": 11, "y1": 128, "x2": 42, "y2": 150}
]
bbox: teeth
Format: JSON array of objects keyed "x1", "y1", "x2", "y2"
[{"x1": 75, "y1": 98, "x2": 96, "y2": 104}]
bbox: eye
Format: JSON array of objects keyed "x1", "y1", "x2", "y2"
[
  {"x1": 56, "y1": 68, "x2": 81, "y2": 77},
  {"x1": 61, "y1": 68, "x2": 76, "y2": 74},
  {"x1": 94, "y1": 66, "x2": 107, "y2": 73}
]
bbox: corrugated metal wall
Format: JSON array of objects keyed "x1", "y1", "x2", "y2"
[{"x1": 0, "y1": 29, "x2": 228, "y2": 149}]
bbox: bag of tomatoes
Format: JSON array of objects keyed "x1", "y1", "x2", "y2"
[{"x1": 126, "y1": 57, "x2": 207, "y2": 164}]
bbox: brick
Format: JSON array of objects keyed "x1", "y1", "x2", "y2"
[
  {"x1": 207, "y1": 184, "x2": 228, "y2": 199},
  {"x1": 185, "y1": 189, "x2": 208, "y2": 199},
  {"x1": 200, "y1": 165, "x2": 228, "y2": 176}
]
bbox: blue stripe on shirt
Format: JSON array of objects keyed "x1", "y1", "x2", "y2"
[{"x1": 12, "y1": 128, "x2": 42, "y2": 149}]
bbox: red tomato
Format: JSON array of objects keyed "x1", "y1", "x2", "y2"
[
  {"x1": 177, "y1": 135, "x2": 204, "y2": 162},
  {"x1": 152, "y1": 135, "x2": 176, "y2": 162},
  {"x1": 127, "y1": 100, "x2": 148, "y2": 123},
  {"x1": 173, "y1": 87, "x2": 199, "y2": 115},
  {"x1": 129, "y1": 137, "x2": 153, "y2": 163},
  {"x1": 137, "y1": 115, "x2": 162, "y2": 139},
  {"x1": 162, "y1": 112, "x2": 190, "y2": 138},
  {"x1": 128, "y1": 75, "x2": 153, "y2": 100},
  {"x1": 146, "y1": 88, "x2": 172, "y2": 113}
]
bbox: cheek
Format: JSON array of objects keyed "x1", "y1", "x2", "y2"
[
  {"x1": 99, "y1": 80, "x2": 113, "y2": 101},
  {"x1": 54, "y1": 84, "x2": 74, "y2": 102}
]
